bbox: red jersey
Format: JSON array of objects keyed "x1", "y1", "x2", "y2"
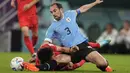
[
  {"x1": 17, "y1": 0, "x2": 37, "y2": 16},
  {"x1": 16, "y1": 0, "x2": 38, "y2": 29},
  {"x1": 40, "y1": 44, "x2": 61, "y2": 57}
]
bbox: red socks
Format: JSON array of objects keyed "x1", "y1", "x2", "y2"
[
  {"x1": 73, "y1": 60, "x2": 85, "y2": 69},
  {"x1": 24, "y1": 35, "x2": 38, "y2": 55},
  {"x1": 32, "y1": 36, "x2": 38, "y2": 46},
  {"x1": 35, "y1": 57, "x2": 40, "y2": 66},
  {"x1": 24, "y1": 36, "x2": 35, "y2": 54},
  {"x1": 62, "y1": 60, "x2": 85, "y2": 70},
  {"x1": 88, "y1": 42, "x2": 100, "y2": 48}
]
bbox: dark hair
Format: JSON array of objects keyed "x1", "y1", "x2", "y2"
[
  {"x1": 106, "y1": 23, "x2": 115, "y2": 28},
  {"x1": 124, "y1": 20, "x2": 130, "y2": 24},
  {"x1": 51, "y1": 2, "x2": 63, "y2": 9},
  {"x1": 37, "y1": 48, "x2": 53, "y2": 64}
]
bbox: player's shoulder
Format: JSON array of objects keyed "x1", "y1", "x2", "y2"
[
  {"x1": 51, "y1": 20, "x2": 58, "y2": 26},
  {"x1": 47, "y1": 22, "x2": 56, "y2": 29},
  {"x1": 50, "y1": 18, "x2": 59, "y2": 24},
  {"x1": 64, "y1": 10, "x2": 76, "y2": 14}
]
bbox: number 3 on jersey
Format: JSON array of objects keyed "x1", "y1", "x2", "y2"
[{"x1": 64, "y1": 27, "x2": 71, "y2": 35}]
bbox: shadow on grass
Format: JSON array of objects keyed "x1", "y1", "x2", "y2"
[
  {"x1": 71, "y1": 70, "x2": 102, "y2": 73},
  {"x1": 43, "y1": 70, "x2": 103, "y2": 73}
]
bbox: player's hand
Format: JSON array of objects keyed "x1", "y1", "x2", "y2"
[
  {"x1": 70, "y1": 46, "x2": 79, "y2": 52},
  {"x1": 11, "y1": 1, "x2": 16, "y2": 8},
  {"x1": 95, "y1": 0, "x2": 103, "y2": 4},
  {"x1": 24, "y1": 4, "x2": 31, "y2": 11},
  {"x1": 67, "y1": 62, "x2": 74, "y2": 69}
]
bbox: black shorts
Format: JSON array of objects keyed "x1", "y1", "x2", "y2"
[{"x1": 71, "y1": 41, "x2": 96, "y2": 63}]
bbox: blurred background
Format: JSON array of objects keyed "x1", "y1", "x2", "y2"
[{"x1": 0, "y1": 0, "x2": 130, "y2": 54}]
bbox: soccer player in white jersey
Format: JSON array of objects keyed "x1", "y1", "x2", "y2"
[{"x1": 41, "y1": 0, "x2": 113, "y2": 72}]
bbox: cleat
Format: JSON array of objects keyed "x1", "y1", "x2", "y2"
[
  {"x1": 98, "y1": 39, "x2": 111, "y2": 47},
  {"x1": 105, "y1": 66, "x2": 113, "y2": 72},
  {"x1": 23, "y1": 62, "x2": 39, "y2": 72}
]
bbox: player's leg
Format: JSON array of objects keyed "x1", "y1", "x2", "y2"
[
  {"x1": 74, "y1": 41, "x2": 112, "y2": 72},
  {"x1": 88, "y1": 39, "x2": 111, "y2": 48},
  {"x1": 51, "y1": 54, "x2": 72, "y2": 71},
  {"x1": 85, "y1": 51, "x2": 112, "y2": 72},
  {"x1": 21, "y1": 26, "x2": 35, "y2": 55},
  {"x1": 31, "y1": 25, "x2": 38, "y2": 47},
  {"x1": 18, "y1": 15, "x2": 35, "y2": 55},
  {"x1": 63, "y1": 60, "x2": 86, "y2": 70},
  {"x1": 31, "y1": 15, "x2": 38, "y2": 47},
  {"x1": 72, "y1": 60, "x2": 85, "y2": 69},
  {"x1": 32, "y1": 31, "x2": 38, "y2": 46}
]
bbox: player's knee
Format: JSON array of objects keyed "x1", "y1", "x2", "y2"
[
  {"x1": 21, "y1": 26, "x2": 29, "y2": 36},
  {"x1": 94, "y1": 53, "x2": 109, "y2": 71},
  {"x1": 32, "y1": 33, "x2": 38, "y2": 37},
  {"x1": 90, "y1": 51, "x2": 108, "y2": 66},
  {"x1": 32, "y1": 30, "x2": 38, "y2": 36},
  {"x1": 97, "y1": 59, "x2": 108, "y2": 66}
]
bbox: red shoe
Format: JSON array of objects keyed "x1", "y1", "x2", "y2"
[
  {"x1": 105, "y1": 66, "x2": 113, "y2": 72},
  {"x1": 23, "y1": 62, "x2": 39, "y2": 72}
]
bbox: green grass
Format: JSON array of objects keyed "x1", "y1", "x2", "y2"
[{"x1": 0, "y1": 52, "x2": 130, "y2": 73}]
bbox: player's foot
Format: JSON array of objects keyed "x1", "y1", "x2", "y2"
[
  {"x1": 33, "y1": 47, "x2": 37, "y2": 51},
  {"x1": 98, "y1": 39, "x2": 111, "y2": 47},
  {"x1": 32, "y1": 53, "x2": 37, "y2": 58},
  {"x1": 105, "y1": 66, "x2": 113, "y2": 72},
  {"x1": 29, "y1": 53, "x2": 37, "y2": 63},
  {"x1": 23, "y1": 62, "x2": 39, "y2": 72},
  {"x1": 29, "y1": 57, "x2": 36, "y2": 63}
]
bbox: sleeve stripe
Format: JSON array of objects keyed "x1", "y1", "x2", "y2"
[
  {"x1": 76, "y1": 9, "x2": 81, "y2": 15},
  {"x1": 44, "y1": 38, "x2": 52, "y2": 43}
]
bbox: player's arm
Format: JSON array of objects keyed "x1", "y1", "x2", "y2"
[
  {"x1": 11, "y1": 0, "x2": 16, "y2": 8},
  {"x1": 76, "y1": 0, "x2": 103, "y2": 14},
  {"x1": 24, "y1": 0, "x2": 39, "y2": 11},
  {"x1": 56, "y1": 46, "x2": 71, "y2": 53},
  {"x1": 56, "y1": 46, "x2": 79, "y2": 53},
  {"x1": 40, "y1": 24, "x2": 55, "y2": 48}
]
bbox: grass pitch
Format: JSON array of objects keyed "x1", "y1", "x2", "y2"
[{"x1": 0, "y1": 52, "x2": 130, "y2": 73}]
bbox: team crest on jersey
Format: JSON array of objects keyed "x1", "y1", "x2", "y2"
[{"x1": 66, "y1": 17, "x2": 71, "y2": 22}]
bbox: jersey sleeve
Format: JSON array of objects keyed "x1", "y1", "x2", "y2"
[
  {"x1": 76, "y1": 9, "x2": 81, "y2": 15},
  {"x1": 67, "y1": 10, "x2": 81, "y2": 16},
  {"x1": 44, "y1": 24, "x2": 55, "y2": 43},
  {"x1": 66, "y1": 10, "x2": 80, "y2": 20},
  {"x1": 41, "y1": 44, "x2": 57, "y2": 52}
]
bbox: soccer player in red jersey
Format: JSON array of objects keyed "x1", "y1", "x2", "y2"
[
  {"x1": 22, "y1": 41, "x2": 112, "y2": 71},
  {"x1": 11, "y1": 0, "x2": 39, "y2": 56}
]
